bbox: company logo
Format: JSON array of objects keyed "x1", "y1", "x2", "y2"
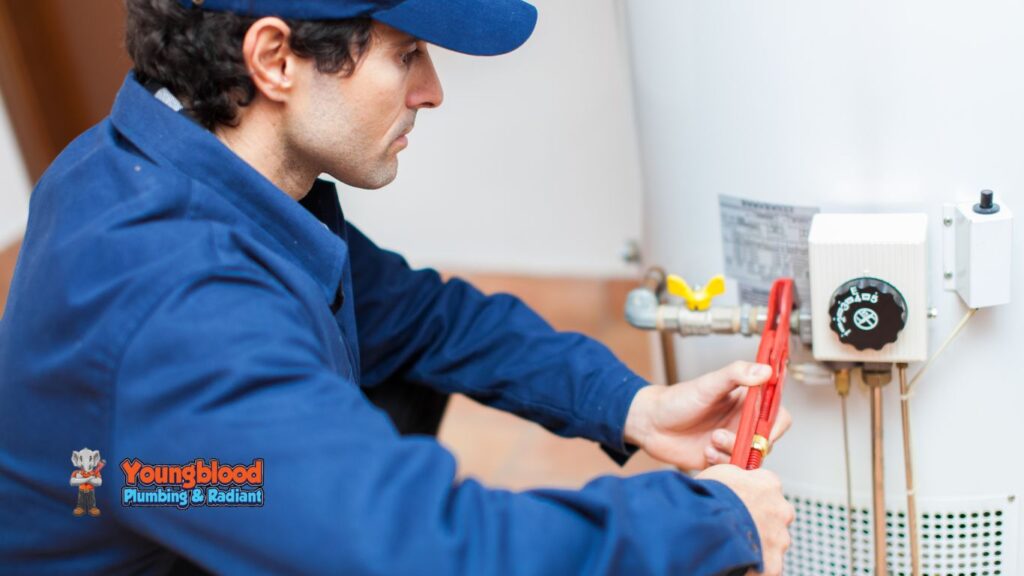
[
  {"x1": 853, "y1": 308, "x2": 879, "y2": 331},
  {"x1": 71, "y1": 448, "x2": 105, "y2": 517},
  {"x1": 833, "y1": 287, "x2": 880, "y2": 337},
  {"x1": 120, "y1": 458, "x2": 264, "y2": 509}
]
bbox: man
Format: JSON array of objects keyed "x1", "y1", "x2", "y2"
[{"x1": 0, "y1": 0, "x2": 794, "y2": 574}]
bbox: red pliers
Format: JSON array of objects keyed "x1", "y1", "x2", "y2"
[{"x1": 730, "y1": 278, "x2": 795, "y2": 470}]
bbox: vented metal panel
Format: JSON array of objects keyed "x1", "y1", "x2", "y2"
[{"x1": 785, "y1": 485, "x2": 1018, "y2": 575}]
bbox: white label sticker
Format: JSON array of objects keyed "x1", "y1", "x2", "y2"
[{"x1": 719, "y1": 195, "x2": 819, "y2": 308}]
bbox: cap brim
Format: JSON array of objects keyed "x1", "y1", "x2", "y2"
[{"x1": 373, "y1": 0, "x2": 537, "y2": 56}]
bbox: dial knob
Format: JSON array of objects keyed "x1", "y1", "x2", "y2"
[{"x1": 828, "y1": 278, "x2": 907, "y2": 351}]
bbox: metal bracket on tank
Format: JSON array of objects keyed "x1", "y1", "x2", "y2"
[{"x1": 942, "y1": 203, "x2": 957, "y2": 292}]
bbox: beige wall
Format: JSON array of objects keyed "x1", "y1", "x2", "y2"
[
  {"x1": 0, "y1": 87, "x2": 29, "y2": 248},
  {"x1": 0, "y1": 87, "x2": 28, "y2": 317}
]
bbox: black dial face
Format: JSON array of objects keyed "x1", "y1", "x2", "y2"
[{"x1": 828, "y1": 278, "x2": 908, "y2": 351}]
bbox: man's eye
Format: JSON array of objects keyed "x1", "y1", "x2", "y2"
[{"x1": 401, "y1": 48, "x2": 419, "y2": 65}]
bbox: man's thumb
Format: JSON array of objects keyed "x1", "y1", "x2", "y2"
[
  {"x1": 736, "y1": 361, "x2": 773, "y2": 384},
  {"x1": 715, "y1": 361, "x2": 772, "y2": 389}
]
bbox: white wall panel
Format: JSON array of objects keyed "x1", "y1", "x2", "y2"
[{"x1": 334, "y1": 0, "x2": 644, "y2": 276}]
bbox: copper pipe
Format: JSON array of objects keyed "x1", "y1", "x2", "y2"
[
  {"x1": 640, "y1": 267, "x2": 664, "y2": 294},
  {"x1": 642, "y1": 267, "x2": 679, "y2": 385},
  {"x1": 870, "y1": 381, "x2": 888, "y2": 576},
  {"x1": 836, "y1": 368, "x2": 855, "y2": 573},
  {"x1": 658, "y1": 320, "x2": 678, "y2": 385},
  {"x1": 897, "y1": 363, "x2": 921, "y2": 576}
]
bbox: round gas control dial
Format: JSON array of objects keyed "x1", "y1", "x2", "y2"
[{"x1": 828, "y1": 277, "x2": 908, "y2": 351}]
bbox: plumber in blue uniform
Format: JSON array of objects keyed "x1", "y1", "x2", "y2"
[{"x1": 0, "y1": 0, "x2": 795, "y2": 574}]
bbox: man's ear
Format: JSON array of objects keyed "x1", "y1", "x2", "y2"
[{"x1": 242, "y1": 17, "x2": 300, "y2": 103}]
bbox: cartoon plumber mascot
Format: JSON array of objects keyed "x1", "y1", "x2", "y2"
[{"x1": 70, "y1": 448, "x2": 105, "y2": 517}]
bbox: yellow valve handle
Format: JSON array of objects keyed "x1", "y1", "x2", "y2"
[{"x1": 666, "y1": 274, "x2": 726, "y2": 311}]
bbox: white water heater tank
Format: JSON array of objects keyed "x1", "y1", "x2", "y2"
[{"x1": 623, "y1": 1, "x2": 1022, "y2": 574}]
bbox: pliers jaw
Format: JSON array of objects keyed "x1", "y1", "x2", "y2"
[{"x1": 730, "y1": 278, "x2": 795, "y2": 470}]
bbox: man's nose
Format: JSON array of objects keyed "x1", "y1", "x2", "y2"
[{"x1": 408, "y1": 48, "x2": 444, "y2": 110}]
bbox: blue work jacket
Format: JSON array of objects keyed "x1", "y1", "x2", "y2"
[{"x1": 0, "y1": 73, "x2": 761, "y2": 575}]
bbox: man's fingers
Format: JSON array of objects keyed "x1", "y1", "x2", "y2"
[
  {"x1": 704, "y1": 445, "x2": 732, "y2": 466},
  {"x1": 688, "y1": 361, "x2": 773, "y2": 399},
  {"x1": 707, "y1": 429, "x2": 738, "y2": 465},
  {"x1": 713, "y1": 405, "x2": 789, "y2": 459},
  {"x1": 712, "y1": 428, "x2": 736, "y2": 452},
  {"x1": 727, "y1": 361, "x2": 774, "y2": 386}
]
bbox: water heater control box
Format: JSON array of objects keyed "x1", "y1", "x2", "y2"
[
  {"x1": 951, "y1": 192, "x2": 1013, "y2": 308},
  {"x1": 808, "y1": 213, "x2": 929, "y2": 362}
]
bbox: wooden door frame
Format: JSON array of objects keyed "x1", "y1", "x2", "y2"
[{"x1": 0, "y1": 1, "x2": 57, "y2": 182}]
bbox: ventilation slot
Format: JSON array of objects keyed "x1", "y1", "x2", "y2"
[{"x1": 784, "y1": 489, "x2": 1016, "y2": 576}]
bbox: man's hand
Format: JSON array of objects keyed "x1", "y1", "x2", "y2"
[
  {"x1": 697, "y1": 465, "x2": 794, "y2": 576},
  {"x1": 623, "y1": 361, "x2": 792, "y2": 471}
]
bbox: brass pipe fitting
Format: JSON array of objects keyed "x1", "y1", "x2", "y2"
[{"x1": 751, "y1": 434, "x2": 770, "y2": 458}]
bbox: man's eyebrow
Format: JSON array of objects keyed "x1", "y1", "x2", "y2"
[{"x1": 387, "y1": 34, "x2": 419, "y2": 49}]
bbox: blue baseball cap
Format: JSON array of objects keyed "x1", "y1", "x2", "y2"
[{"x1": 178, "y1": 0, "x2": 538, "y2": 56}]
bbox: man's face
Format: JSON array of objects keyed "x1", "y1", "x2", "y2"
[{"x1": 285, "y1": 22, "x2": 444, "y2": 190}]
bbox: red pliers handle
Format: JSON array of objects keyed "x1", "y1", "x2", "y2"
[{"x1": 730, "y1": 278, "x2": 795, "y2": 470}]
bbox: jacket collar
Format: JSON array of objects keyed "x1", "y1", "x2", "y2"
[{"x1": 109, "y1": 72, "x2": 346, "y2": 308}]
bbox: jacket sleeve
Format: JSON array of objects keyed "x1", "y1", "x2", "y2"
[
  {"x1": 111, "y1": 266, "x2": 762, "y2": 575},
  {"x1": 347, "y1": 223, "x2": 647, "y2": 459}
]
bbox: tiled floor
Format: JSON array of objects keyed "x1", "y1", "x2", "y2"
[{"x1": 436, "y1": 272, "x2": 672, "y2": 490}]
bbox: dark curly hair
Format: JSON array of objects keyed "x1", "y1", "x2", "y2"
[{"x1": 125, "y1": 0, "x2": 373, "y2": 130}]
